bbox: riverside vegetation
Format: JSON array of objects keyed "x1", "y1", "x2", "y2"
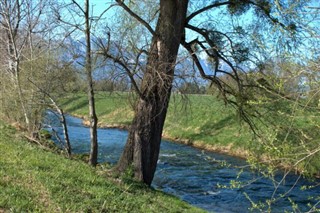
[
  {"x1": 60, "y1": 92, "x2": 320, "y2": 176},
  {"x1": 0, "y1": 120, "x2": 203, "y2": 212},
  {"x1": 61, "y1": 92, "x2": 251, "y2": 154}
]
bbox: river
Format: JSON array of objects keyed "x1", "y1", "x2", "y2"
[{"x1": 45, "y1": 112, "x2": 320, "y2": 212}]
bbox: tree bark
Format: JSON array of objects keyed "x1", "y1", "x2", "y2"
[
  {"x1": 8, "y1": 37, "x2": 30, "y2": 128},
  {"x1": 115, "y1": 0, "x2": 188, "y2": 185},
  {"x1": 14, "y1": 59, "x2": 30, "y2": 128},
  {"x1": 85, "y1": 0, "x2": 98, "y2": 166},
  {"x1": 56, "y1": 108, "x2": 71, "y2": 156}
]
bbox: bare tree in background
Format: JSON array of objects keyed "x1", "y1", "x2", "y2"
[
  {"x1": 55, "y1": 0, "x2": 114, "y2": 166},
  {"x1": 0, "y1": 0, "x2": 65, "y2": 132},
  {"x1": 0, "y1": 0, "x2": 46, "y2": 129}
]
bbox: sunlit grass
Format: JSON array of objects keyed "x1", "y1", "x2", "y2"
[{"x1": 0, "y1": 122, "x2": 204, "y2": 212}]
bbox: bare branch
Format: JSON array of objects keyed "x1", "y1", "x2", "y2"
[
  {"x1": 71, "y1": 0, "x2": 85, "y2": 15},
  {"x1": 115, "y1": 0, "x2": 156, "y2": 36},
  {"x1": 28, "y1": 78, "x2": 71, "y2": 156},
  {"x1": 102, "y1": 51, "x2": 143, "y2": 98}
]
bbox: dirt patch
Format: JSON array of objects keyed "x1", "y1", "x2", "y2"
[
  {"x1": 82, "y1": 120, "x2": 129, "y2": 130},
  {"x1": 162, "y1": 134, "x2": 250, "y2": 159}
]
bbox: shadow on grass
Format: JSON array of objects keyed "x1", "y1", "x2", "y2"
[
  {"x1": 60, "y1": 95, "x2": 88, "y2": 113},
  {"x1": 60, "y1": 95, "x2": 82, "y2": 107},
  {"x1": 184, "y1": 115, "x2": 235, "y2": 142}
]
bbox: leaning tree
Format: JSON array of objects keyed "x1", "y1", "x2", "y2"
[{"x1": 105, "y1": 0, "x2": 313, "y2": 185}]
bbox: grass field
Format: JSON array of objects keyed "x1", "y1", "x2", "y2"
[{"x1": 0, "y1": 120, "x2": 203, "y2": 212}]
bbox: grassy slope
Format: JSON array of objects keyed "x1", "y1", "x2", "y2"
[
  {"x1": 60, "y1": 92, "x2": 252, "y2": 155},
  {"x1": 0, "y1": 121, "x2": 203, "y2": 212}
]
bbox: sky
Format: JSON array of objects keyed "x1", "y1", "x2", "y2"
[{"x1": 65, "y1": 0, "x2": 319, "y2": 73}]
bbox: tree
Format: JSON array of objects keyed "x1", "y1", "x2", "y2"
[
  {"x1": 109, "y1": 0, "x2": 314, "y2": 185},
  {"x1": 0, "y1": 0, "x2": 46, "y2": 129},
  {"x1": 112, "y1": 0, "x2": 188, "y2": 185},
  {"x1": 0, "y1": 0, "x2": 68, "y2": 134},
  {"x1": 55, "y1": 0, "x2": 116, "y2": 166},
  {"x1": 83, "y1": 0, "x2": 98, "y2": 166}
]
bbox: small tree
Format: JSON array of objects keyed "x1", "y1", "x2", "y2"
[{"x1": 55, "y1": 0, "x2": 114, "y2": 166}]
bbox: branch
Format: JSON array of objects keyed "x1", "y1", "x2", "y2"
[
  {"x1": 55, "y1": 9, "x2": 84, "y2": 32},
  {"x1": 95, "y1": 3, "x2": 117, "y2": 21},
  {"x1": 13, "y1": 0, "x2": 22, "y2": 38},
  {"x1": 105, "y1": 53, "x2": 143, "y2": 98},
  {"x1": 24, "y1": 135, "x2": 49, "y2": 150},
  {"x1": 247, "y1": 0, "x2": 287, "y2": 29},
  {"x1": 186, "y1": 1, "x2": 231, "y2": 23},
  {"x1": 96, "y1": 44, "x2": 143, "y2": 98},
  {"x1": 71, "y1": 0, "x2": 85, "y2": 15},
  {"x1": 182, "y1": 39, "x2": 259, "y2": 133},
  {"x1": 28, "y1": 78, "x2": 71, "y2": 156},
  {"x1": 181, "y1": 28, "x2": 262, "y2": 133},
  {"x1": 186, "y1": 24, "x2": 242, "y2": 85},
  {"x1": 115, "y1": 0, "x2": 156, "y2": 36},
  {"x1": 180, "y1": 40, "x2": 223, "y2": 92}
]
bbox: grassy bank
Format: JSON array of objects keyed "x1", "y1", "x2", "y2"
[
  {"x1": 60, "y1": 92, "x2": 252, "y2": 156},
  {"x1": 0, "y1": 120, "x2": 203, "y2": 212}
]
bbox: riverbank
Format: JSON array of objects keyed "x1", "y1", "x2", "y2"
[
  {"x1": 0, "y1": 120, "x2": 203, "y2": 212},
  {"x1": 81, "y1": 118, "x2": 250, "y2": 159},
  {"x1": 60, "y1": 92, "x2": 320, "y2": 176},
  {"x1": 44, "y1": 112, "x2": 320, "y2": 212},
  {"x1": 61, "y1": 92, "x2": 252, "y2": 159}
]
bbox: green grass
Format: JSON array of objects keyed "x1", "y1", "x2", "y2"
[
  {"x1": 0, "y1": 121, "x2": 204, "y2": 212},
  {"x1": 164, "y1": 94, "x2": 251, "y2": 148},
  {"x1": 61, "y1": 92, "x2": 135, "y2": 126}
]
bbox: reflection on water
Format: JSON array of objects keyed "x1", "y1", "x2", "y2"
[{"x1": 45, "y1": 112, "x2": 320, "y2": 212}]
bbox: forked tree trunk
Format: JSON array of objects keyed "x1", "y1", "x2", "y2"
[{"x1": 115, "y1": 0, "x2": 188, "y2": 185}]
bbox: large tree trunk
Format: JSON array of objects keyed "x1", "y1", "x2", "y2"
[{"x1": 115, "y1": 0, "x2": 188, "y2": 185}]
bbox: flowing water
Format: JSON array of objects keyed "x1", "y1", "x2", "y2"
[{"x1": 45, "y1": 112, "x2": 320, "y2": 212}]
